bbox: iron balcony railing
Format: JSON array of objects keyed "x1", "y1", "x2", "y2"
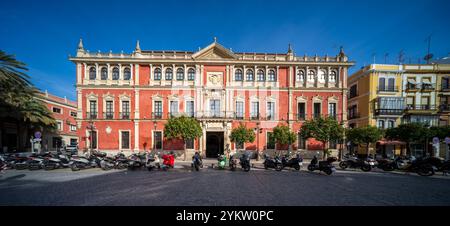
[
  {"x1": 297, "y1": 113, "x2": 306, "y2": 120},
  {"x1": 377, "y1": 86, "x2": 398, "y2": 93},
  {"x1": 438, "y1": 104, "x2": 450, "y2": 112},
  {"x1": 119, "y1": 112, "x2": 130, "y2": 119},
  {"x1": 405, "y1": 104, "x2": 436, "y2": 111},
  {"x1": 103, "y1": 112, "x2": 114, "y2": 119},
  {"x1": 374, "y1": 109, "x2": 404, "y2": 115},
  {"x1": 152, "y1": 112, "x2": 163, "y2": 119},
  {"x1": 250, "y1": 113, "x2": 260, "y2": 120},
  {"x1": 405, "y1": 84, "x2": 419, "y2": 91},
  {"x1": 441, "y1": 84, "x2": 450, "y2": 91},
  {"x1": 347, "y1": 112, "x2": 360, "y2": 120},
  {"x1": 421, "y1": 84, "x2": 435, "y2": 91},
  {"x1": 86, "y1": 111, "x2": 97, "y2": 119}
]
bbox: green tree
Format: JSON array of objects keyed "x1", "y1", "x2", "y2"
[
  {"x1": 272, "y1": 124, "x2": 297, "y2": 155},
  {"x1": 299, "y1": 117, "x2": 344, "y2": 159},
  {"x1": 163, "y1": 115, "x2": 203, "y2": 160},
  {"x1": 384, "y1": 123, "x2": 428, "y2": 156},
  {"x1": 0, "y1": 50, "x2": 56, "y2": 151},
  {"x1": 229, "y1": 124, "x2": 255, "y2": 151},
  {"x1": 346, "y1": 126, "x2": 383, "y2": 156}
]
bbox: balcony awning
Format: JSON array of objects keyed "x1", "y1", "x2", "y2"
[{"x1": 407, "y1": 79, "x2": 416, "y2": 84}]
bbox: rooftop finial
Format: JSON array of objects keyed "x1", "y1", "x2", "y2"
[
  {"x1": 339, "y1": 46, "x2": 345, "y2": 56},
  {"x1": 77, "y1": 38, "x2": 84, "y2": 50},
  {"x1": 288, "y1": 43, "x2": 293, "y2": 53},
  {"x1": 135, "y1": 40, "x2": 141, "y2": 53},
  {"x1": 214, "y1": 37, "x2": 217, "y2": 43}
]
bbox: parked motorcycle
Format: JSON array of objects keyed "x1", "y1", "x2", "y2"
[
  {"x1": 42, "y1": 151, "x2": 71, "y2": 170},
  {"x1": 339, "y1": 154, "x2": 374, "y2": 172},
  {"x1": 160, "y1": 153, "x2": 175, "y2": 171},
  {"x1": 281, "y1": 154, "x2": 303, "y2": 171},
  {"x1": 217, "y1": 154, "x2": 227, "y2": 169},
  {"x1": 7, "y1": 154, "x2": 29, "y2": 170},
  {"x1": 0, "y1": 155, "x2": 7, "y2": 173},
  {"x1": 378, "y1": 156, "x2": 436, "y2": 176},
  {"x1": 229, "y1": 154, "x2": 238, "y2": 171},
  {"x1": 191, "y1": 152, "x2": 203, "y2": 171},
  {"x1": 127, "y1": 152, "x2": 146, "y2": 170},
  {"x1": 263, "y1": 154, "x2": 283, "y2": 171},
  {"x1": 418, "y1": 156, "x2": 450, "y2": 175},
  {"x1": 239, "y1": 152, "x2": 251, "y2": 172},
  {"x1": 28, "y1": 152, "x2": 53, "y2": 170},
  {"x1": 307, "y1": 156, "x2": 337, "y2": 175},
  {"x1": 146, "y1": 153, "x2": 160, "y2": 171},
  {"x1": 69, "y1": 151, "x2": 103, "y2": 171}
]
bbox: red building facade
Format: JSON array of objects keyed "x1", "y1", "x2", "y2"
[{"x1": 70, "y1": 39, "x2": 353, "y2": 158}]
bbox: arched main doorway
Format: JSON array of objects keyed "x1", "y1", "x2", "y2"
[{"x1": 206, "y1": 132, "x2": 224, "y2": 158}]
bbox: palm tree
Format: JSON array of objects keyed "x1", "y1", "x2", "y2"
[{"x1": 0, "y1": 50, "x2": 56, "y2": 152}]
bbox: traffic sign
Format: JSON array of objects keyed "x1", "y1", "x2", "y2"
[
  {"x1": 432, "y1": 137, "x2": 440, "y2": 144},
  {"x1": 34, "y1": 131, "x2": 41, "y2": 138},
  {"x1": 445, "y1": 137, "x2": 450, "y2": 144}
]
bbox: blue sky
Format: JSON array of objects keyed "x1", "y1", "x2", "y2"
[{"x1": 1, "y1": 0, "x2": 449, "y2": 100}]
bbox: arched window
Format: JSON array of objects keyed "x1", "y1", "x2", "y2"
[
  {"x1": 319, "y1": 69, "x2": 326, "y2": 82},
  {"x1": 257, "y1": 69, "x2": 265, "y2": 81},
  {"x1": 123, "y1": 68, "x2": 131, "y2": 80},
  {"x1": 154, "y1": 68, "x2": 161, "y2": 80},
  {"x1": 296, "y1": 70, "x2": 305, "y2": 81},
  {"x1": 308, "y1": 70, "x2": 316, "y2": 80},
  {"x1": 267, "y1": 69, "x2": 276, "y2": 81},
  {"x1": 89, "y1": 67, "x2": 96, "y2": 80},
  {"x1": 187, "y1": 68, "x2": 195, "y2": 81},
  {"x1": 176, "y1": 68, "x2": 184, "y2": 80},
  {"x1": 165, "y1": 68, "x2": 173, "y2": 80},
  {"x1": 246, "y1": 69, "x2": 254, "y2": 81},
  {"x1": 235, "y1": 69, "x2": 243, "y2": 81},
  {"x1": 112, "y1": 67, "x2": 119, "y2": 80},
  {"x1": 329, "y1": 70, "x2": 337, "y2": 82},
  {"x1": 377, "y1": 120, "x2": 385, "y2": 129},
  {"x1": 101, "y1": 67, "x2": 108, "y2": 80}
]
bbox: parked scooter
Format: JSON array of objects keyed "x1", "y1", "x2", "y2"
[
  {"x1": 146, "y1": 152, "x2": 161, "y2": 171},
  {"x1": 307, "y1": 156, "x2": 337, "y2": 175},
  {"x1": 281, "y1": 153, "x2": 303, "y2": 171},
  {"x1": 217, "y1": 154, "x2": 227, "y2": 169},
  {"x1": 8, "y1": 154, "x2": 29, "y2": 170},
  {"x1": 42, "y1": 151, "x2": 71, "y2": 170},
  {"x1": 160, "y1": 153, "x2": 175, "y2": 171},
  {"x1": 191, "y1": 152, "x2": 203, "y2": 171},
  {"x1": 229, "y1": 154, "x2": 238, "y2": 171},
  {"x1": 28, "y1": 152, "x2": 53, "y2": 170},
  {"x1": 417, "y1": 156, "x2": 450, "y2": 175},
  {"x1": 239, "y1": 152, "x2": 251, "y2": 172},
  {"x1": 263, "y1": 154, "x2": 283, "y2": 171},
  {"x1": 339, "y1": 154, "x2": 374, "y2": 172},
  {"x1": 69, "y1": 151, "x2": 102, "y2": 171},
  {"x1": 127, "y1": 152, "x2": 146, "y2": 170},
  {"x1": 0, "y1": 155, "x2": 6, "y2": 174}
]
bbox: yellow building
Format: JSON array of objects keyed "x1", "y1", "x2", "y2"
[{"x1": 347, "y1": 64, "x2": 404, "y2": 157}]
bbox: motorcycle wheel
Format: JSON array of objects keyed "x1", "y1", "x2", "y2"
[
  {"x1": 323, "y1": 168, "x2": 333, "y2": 175},
  {"x1": 275, "y1": 164, "x2": 283, "y2": 171},
  {"x1": 417, "y1": 165, "x2": 434, "y2": 177},
  {"x1": 361, "y1": 165, "x2": 372, "y2": 172},
  {"x1": 71, "y1": 163, "x2": 80, "y2": 171},
  {"x1": 44, "y1": 164, "x2": 55, "y2": 171},
  {"x1": 264, "y1": 163, "x2": 269, "y2": 170},
  {"x1": 102, "y1": 164, "x2": 112, "y2": 171},
  {"x1": 147, "y1": 166, "x2": 154, "y2": 171},
  {"x1": 294, "y1": 165, "x2": 300, "y2": 171},
  {"x1": 382, "y1": 165, "x2": 394, "y2": 171},
  {"x1": 244, "y1": 165, "x2": 250, "y2": 172},
  {"x1": 307, "y1": 164, "x2": 315, "y2": 172},
  {"x1": 339, "y1": 161, "x2": 348, "y2": 170}
]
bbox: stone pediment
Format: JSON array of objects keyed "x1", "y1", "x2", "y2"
[{"x1": 192, "y1": 42, "x2": 237, "y2": 60}]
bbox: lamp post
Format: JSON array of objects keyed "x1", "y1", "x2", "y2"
[
  {"x1": 253, "y1": 122, "x2": 262, "y2": 161},
  {"x1": 153, "y1": 120, "x2": 157, "y2": 152}
]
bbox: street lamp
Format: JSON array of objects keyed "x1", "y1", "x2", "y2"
[
  {"x1": 254, "y1": 122, "x2": 262, "y2": 161},
  {"x1": 153, "y1": 120, "x2": 158, "y2": 152}
]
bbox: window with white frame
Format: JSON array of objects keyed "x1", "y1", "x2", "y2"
[
  {"x1": 153, "y1": 131, "x2": 162, "y2": 150},
  {"x1": 154, "y1": 68, "x2": 162, "y2": 80},
  {"x1": 170, "y1": 101, "x2": 178, "y2": 116},
  {"x1": 89, "y1": 67, "x2": 96, "y2": 80},
  {"x1": 387, "y1": 120, "x2": 395, "y2": 128},
  {"x1": 70, "y1": 111, "x2": 77, "y2": 117},
  {"x1": 267, "y1": 102, "x2": 275, "y2": 120},
  {"x1": 308, "y1": 70, "x2": 315, "y2": 81},
  {"x1": 257, "y1": 69, "x2": 265, "y2": 81},
  {"x1": 186, "y1": 100, "x2": 194, "y2": 117},
  {"x1": 329, "y1": 70, "x2": 337, "y2": 83},
  {"x1": 267, "y1": 69, "x2": 276, "y2": 81},
  {"x1": 70, "y1": 125, "x2": 77, "y2": 132},
  {"x1": 121, "y1": 101, "x2": 130, "y2": 119},
  {"x1": 101, "y1": 67, "x2": 108, "y2": 80},
  {"x1": 165, "y1": 68, "x2": 173, "y2": 80},
  {"x1": 123, "y1": 68, "x2": 131, "y2": 80},
  {"x1": 328, "y1": 103, "x2": 337, "y2": 119},
  {"x1": 235, "y1": 101, "x2": 244, "y2": 119},
  {"x1": 187, "y1": 68, "x2": 195, "y2": 81},
  {"x1": 112, "y1": 67, "x2": 119, "y2": 80},
  {"x1": 235, "y1": 69, "x2": 243, "y2": 81},
  {"x1": 298, "y1": 133, "x2": 306, "y2": 149},
  {"x1": 154, "y1": 101, "x2": 162, "y2": 118},
  {"x1": 176, "y1": 68, "x2": 184, "y2": 80},
  {"x1": 296, "y1": 70, "x2": 305, "y2": 82},
  {"x1": 52, "y1": 107, "x2": 61, "y2": 114},
  {"x1": 105, "y1": 101, "x2": 113, "y2": 119},
  {"x1": 251, "y1": 102, "x2": 259, "y2": 119},
  {"x1": 377, "y1": 120, "x2": 385, "y2": 129},
  {"x1": 57, "y1": 121, "x2": 62, "y2": 131},
  {"x1": 246, "y1": 69, "x2": 254, "y2": 81}
]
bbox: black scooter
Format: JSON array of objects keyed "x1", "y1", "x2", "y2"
[
  {"x1": 229, "y1": 154, "x2": 238, "y2": 171},
  {"x1": 281, "y1": 154, "x2": 303, "y2": 171},
  {"x1": 307, "y1": 156, "x2": 337, "y2": 175},
  {"x1": 263, "y1": 154, "x2": 283, "y2": 171},
  {"x1": 127, "y1": 153, "x2": 146, "y2": 170},
  {"x1": 339, "y1": 154, "x2": 374, "y2": 172},
  {"x1": 239, "y1": 152, "x2": 251, "y2": 172},
  {"x1": 191, "y1": 153, "x2": 203, "y2": 171}
]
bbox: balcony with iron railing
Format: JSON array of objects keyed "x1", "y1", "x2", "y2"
[
  {"x1": 119, "y1": 112, "x2": 130, "y2": 119},
  {"x1": 377, "y1": 86, "x2": 398, "y2": 93},
  {"x1": 86, "y1": 111, "x2": 97, "y2": 119},
  {"x1": 405, "y1": 83, "x2": 419, "y2": 91},
  {"x1": 421, "y1": 83, "x2": 435, "y2": 91},
  {"x1": 103, "y1": 112, "x2": 114, "y2": 119},
  {"x1": 347, "y1": 112, "x2": 360, "y2": 120},
  {"x1": 441, "y1": 83, "x2": 450, "y2": 91},
  {"x1": 250, "y1": 113, "x2": 261, "y2": 120},
  {"x1": 151, "y1": 112, "x2": 163, "y2": 119},
  {"x1": 297, "y1": 113, "x2": 307, "y2": 121},
  {"x1": 374, "y1": 109, "x2": 404, "y2": 116},
  {"x1": 405, "y1": 104, "x2": 436, "y2": 111},
  {"x1": 438, "y1": 104, "x2": 450, "y2": 112}
]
